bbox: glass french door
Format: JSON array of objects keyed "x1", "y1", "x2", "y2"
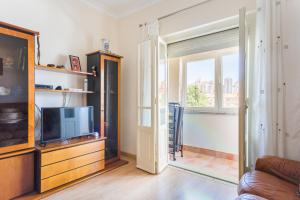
[
  {"x1": 137, "y1": 36, "x2": 169, "y2": 174},
  {"x1": 137, "y1": 40, "x2": 156, "y2": 173},
  {"x1": 156, "y1": 38, "x2": 168, "y2": 173}
]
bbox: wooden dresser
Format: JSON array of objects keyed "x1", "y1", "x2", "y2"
[{"x1": 36, "y1": 136, "x2": 106, "y2": 193}]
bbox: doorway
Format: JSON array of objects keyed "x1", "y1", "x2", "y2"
[{"x1": 167, "y1": 46, "x2": 240, "y2": 183}]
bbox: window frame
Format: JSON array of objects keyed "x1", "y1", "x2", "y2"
[{"x1": 182, "y1": 47, "x2": 239, "y2": 114}]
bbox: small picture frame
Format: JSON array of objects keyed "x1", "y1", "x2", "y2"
[{"x1": 69, "y1": 55, "x2": 81, "y2": 72}]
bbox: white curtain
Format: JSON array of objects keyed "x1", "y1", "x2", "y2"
[{"x1": 249, "y1": 0, "x2": 284, "y2": 168}]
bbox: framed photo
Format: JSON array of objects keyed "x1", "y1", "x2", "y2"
[{"x1": 69, "y1": 55, "x2": 81, "y2": 72}]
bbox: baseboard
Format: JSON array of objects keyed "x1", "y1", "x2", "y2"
[
  {"x1": 121, "y1": 151, "x2": 136, "y2": 160},
  {"x1": 182, "y1": 145, "x2": 238, "y2": 161}
]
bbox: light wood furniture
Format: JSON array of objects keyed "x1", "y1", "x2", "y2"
[
  {"x1": 35, "y1": 88, "x2": 94, "y2": 94},
  {"x1": 36, "y1": 136, "x2": 106, "y2": 193},
  {"x1": 35, "y1": 65, "x2": 95, "y2": 76},
  {"x1": 0, "y1": 21, "x2": 38, "y2": 199},
  {"x1": 0, "y1": 21, "x2": 36, "y2": 154},
  {"x1": 86, "y1": 51, "x2": 122, "y2": 164},
  {"x1": 0, "y1": 151, "x2": 35, "y2": 200}
]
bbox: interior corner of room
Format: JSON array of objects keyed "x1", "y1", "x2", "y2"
[{"x1": 0, "y1": 0, "x2": 300, "y2": 200}]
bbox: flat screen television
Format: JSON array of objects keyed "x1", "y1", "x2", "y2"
[{"x1": 41, "y1": 106, "x2": 94, "y2": 144}]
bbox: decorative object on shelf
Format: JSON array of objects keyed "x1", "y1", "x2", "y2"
[
  {"x1": 92, "y1": 66, "x2": 97, "y2": 76},
  {"x1": 0, "y1": 86, "x2": 10, "y2": 96},
  {"x1": 56, "y1": 65, "x2": 65, "y2": 69},
  {"x1": 55, "y1": 86, "x2": 62, "y2": 90},
  {"x1": 69, "y1": 55, "x2": 81, "y2": 72},
  {"x1": 84, "y1": 78, "x2": 88, "y2": 91},
  {"x1": 3, "y1": 56, "x2": 14, "y2": 68},
  {"x1": 102, "y1": 38, "x2": 110, "y2": 51},
  {"x1": 35, "y1": 84, "x2": 53, "y2": 90},
  {"x1": 46, "y1": 64, "x2": 55, "y2": 67}
]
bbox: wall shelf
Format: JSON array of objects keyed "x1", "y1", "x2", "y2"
[
  {"x1": 35, "y1": 88, "x2": 94, "y2": 94},
  {"x1": 35, "y1": 65, "x2": 94, "y2": 76}
]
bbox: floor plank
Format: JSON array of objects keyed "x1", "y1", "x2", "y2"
[{"x1": 44, "y1": 156, "x2": 238, "y2": 200}]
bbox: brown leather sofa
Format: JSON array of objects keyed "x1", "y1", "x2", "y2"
[{"x1": 237, "y1": 156, "x2": 300, "y2": 200}]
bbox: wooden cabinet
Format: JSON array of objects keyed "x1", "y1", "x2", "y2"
[
  {"x1": 87, "y1": 51, "x2": 122, "y2": 164},
  {"x1": 0, "y1": 22, "x2": 37, "y2": 199},
  {"x1": 0, "y1": 151, "x2": 35, "y2": 200},
  {"x1": 36, "y1": 137, "x2": 106, "y2": 193},
  {"x1": 0, "y1": 22, "x2": 37, "y2": 155}
]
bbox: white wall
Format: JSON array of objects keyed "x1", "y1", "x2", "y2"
[
  {"x1": 0, "y1": 0, "x2": 119, "y2": 137},
  {"x1": 183, "y1": 114, "x2": 238, "y2": 154},
  {"x1": 118, "y1": 0, "x2": 256, "y2": 155},
  {"x1": 281, "y1": 0, "x2": 300, "y2": 160}
]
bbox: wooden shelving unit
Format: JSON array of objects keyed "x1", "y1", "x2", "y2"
[
  {"x1": 35, "y1": 88, "x2": 94, "y2": 94},
  {"x1": 35, "y1": 65, "x2": 94, "y2": 76}
]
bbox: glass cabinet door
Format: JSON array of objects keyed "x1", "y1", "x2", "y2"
[
  {"x1": 104, "y1": 59, "x2": 119, "y2": 160},
  {"x1": 0, "y1": 33, "x2": 28, "y2": 147}
]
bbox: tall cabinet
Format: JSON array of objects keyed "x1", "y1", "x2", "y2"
[
  {"x1": 0, "y1": 21, "x2": 37, "y2": 199},
  {"x1": 87, "y1": 51, "x2": 122, "y2": 164}
]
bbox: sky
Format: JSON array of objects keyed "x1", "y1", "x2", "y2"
[{"x1": 186, "y1": 53, "x2": 239, "y2": 84}]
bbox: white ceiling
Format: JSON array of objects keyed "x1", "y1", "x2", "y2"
[{"x1": 81, "y1": 0, "x2": 162, "y2": 19}]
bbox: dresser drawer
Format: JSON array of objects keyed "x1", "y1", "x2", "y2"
[
  {"x1": 41, "y1": 140, "x2": 104, "y2": 166},
  {"x1": 41, "y1": 150, "x2": 104, "y2": 179},
  {"x1": 41, "y1": 160, "x2": 105, "y2": 192}
]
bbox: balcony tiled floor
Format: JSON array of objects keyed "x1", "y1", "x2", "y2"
[{"x1": 169, "y1": 150, "x2": 239, "y2": 183}]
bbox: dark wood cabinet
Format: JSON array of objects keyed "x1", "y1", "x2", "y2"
[{"x1": 87, "y1": 51, "x2": 122, "y2": 164}]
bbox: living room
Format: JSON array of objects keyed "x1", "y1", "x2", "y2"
[{"x1": 0, "y1": 0, "x2": 299, "y2": 200}]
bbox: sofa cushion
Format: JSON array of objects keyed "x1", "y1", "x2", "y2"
[
  {"x1": 238, "y1": 171, "x2": 299, "y2": 200},
  {"x1": 256, "y1": 156, "x2": 300, "y2": 185},
  {"x1": 236, "y1": 193, "x2": 268, "y2": 200}
]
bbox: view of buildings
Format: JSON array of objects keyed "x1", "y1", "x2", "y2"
[{"x1": 187, "y1": 77, "x2": 239, "y2": 108}]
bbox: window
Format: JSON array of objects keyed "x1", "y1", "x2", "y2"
[
  {"x1": 222, "y1": 54, "x2": 239, "y2": 108},
  {"x1": 138, "y1": 41, "x2": 152, "y2": 127},
  {"x1": 186, "y1": 59, "x2": 215, "y2": 108},
  {"x1": 183, "y1": 47, "x2": 239, "y2": 113}
]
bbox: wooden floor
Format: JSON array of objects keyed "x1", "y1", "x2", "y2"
[{"x1": 44, "y1": 156, "x2": 238, "y2": 200}]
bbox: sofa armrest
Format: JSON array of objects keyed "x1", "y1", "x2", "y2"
[{"x1": 255, "y1": 156, "x2": 300, "y2": 185}]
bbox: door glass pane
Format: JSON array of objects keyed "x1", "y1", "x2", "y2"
[
  {"x1": 140, "y1": 108, "x2": 151, "y2": 127},
  {"x1": 0, "y1": 33, "x2": 28, "y2": 147},
  {"x1": 139, "y1": 41, "x2": 152, "y2": 127},
  {"x1": 222, "y1": 53, "x2": 239, "y2": 108},
  {"x1": 186, "y1": 59, "x2": 215, "y2": 107},
  {"x1": 104, "y1": 60, "x2": 118, "y2": 160},
  {"x1": 158, "y1": 42, "x2": 167, "y2": 126}
]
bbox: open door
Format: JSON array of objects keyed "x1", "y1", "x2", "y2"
[
  {"x1": 156, "y1": 37, "x2": 168, "y2": 173},
  {"x1": 137, "y1": 34, "x2": 169, "y2": 174},
  {"x1": 137, "y1": 40, "x2": 156, "y2": 173},
  {"x1": 239, "y1": 7, "x2": 248, "y2": 178}
]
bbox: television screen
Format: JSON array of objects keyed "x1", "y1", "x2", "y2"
[{"x1": 41, "y1": 106, "x2": 94, "y2": 143}]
